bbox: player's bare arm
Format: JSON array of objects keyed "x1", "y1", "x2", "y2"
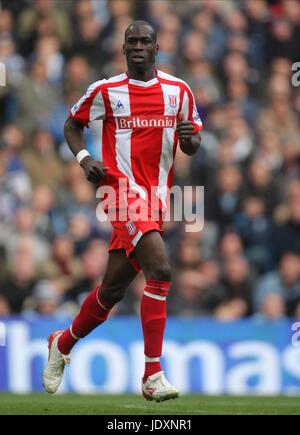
[
  {"x1": 177, "y1": 112, "x2": 201, "y2": 156},
  {"x1": 64, "y1": 116, "x2": 108, "y2": 184}
]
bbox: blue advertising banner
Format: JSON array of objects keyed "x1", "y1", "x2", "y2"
[{"x1": 0, "y1": 317, "x2": 300, "y2": 395}]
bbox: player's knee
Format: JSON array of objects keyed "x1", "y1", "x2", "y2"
[
  {"x1": 147, "y1": 263, "x2": 172, "y2": 283},
  {"x1": 101, "y1": 283, "x2": 125, "y2": 305}
]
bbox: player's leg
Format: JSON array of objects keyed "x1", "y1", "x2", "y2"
[
  {"x1": 58, "y1": 249, "x2": 138, "y2": 355},
  {"x1": 134, "y1": 230, "x2": 171, "y2": 379},
  {"x1": 133, "y1": 230, "x2": 179, "y2": 401},
  {"x1": 43, "y1": 249, "x2": 137, "y2": 394}
]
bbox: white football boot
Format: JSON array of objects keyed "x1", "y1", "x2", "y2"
[
  {"x1": 43, "y1": 330, "x2": 71, "y2": 394},
  {"x1": 142, "y1": 371, "x2": 179, "y2": 402}
]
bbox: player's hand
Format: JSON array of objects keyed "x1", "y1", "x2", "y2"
[
  {"x1": 176, "y1": 112, "x2": 195, "y2": 145},
  {"x1": 80, "y1": 156, "x2": 109, "y2": 184}
]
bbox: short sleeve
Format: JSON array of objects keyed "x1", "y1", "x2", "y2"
[
  {"x1": 181, "y1": 86, "x2": 203, "y2": 133},
  {"x1": 70, "y1": 80, "x2": 106, "y2": 127}
]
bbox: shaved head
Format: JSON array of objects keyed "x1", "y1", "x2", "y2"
[
  {"x1": 123, "y1": 20, "x2": 159, "y2": 78},
  {"x1": 125, "y1": 20, "x2": 157, "y2": 43}
]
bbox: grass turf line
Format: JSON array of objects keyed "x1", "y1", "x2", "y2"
[{"x1": 0, "y1": 394, "x2": 300, "y2": 415}]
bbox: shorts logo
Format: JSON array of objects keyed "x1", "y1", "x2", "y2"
[
  {"x1": 126, "y1": 220, "x2": 136, "y2": 235},
  {"x1": 168, "y1": 95, "x2": 177, "y2": 108}
]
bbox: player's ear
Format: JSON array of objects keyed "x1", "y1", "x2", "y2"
[
  {"x1": 122, "y1": 44, "x2": 125, "y2": 55},
  {"x1": 155, "y1": 43, "x2": 159, "y2": 54}
]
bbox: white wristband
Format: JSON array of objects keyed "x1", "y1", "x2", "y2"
[{"x1": 76, "y1": 150, "x2": 91, "y2": 164}]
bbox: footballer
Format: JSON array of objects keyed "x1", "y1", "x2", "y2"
[{"x1": 43, "y1": 21, "x2": 203, "y2": 402}]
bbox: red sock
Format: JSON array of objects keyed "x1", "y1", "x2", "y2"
[
  {"x1": 141, "y1": 280, "x2": 171, "y2": 383},
  {"x1": 58, "y1": 286, "x2": 112, "y2": 355},
  {"x1": 144, "y1": 361, "x2": 162, "y2": 382}
]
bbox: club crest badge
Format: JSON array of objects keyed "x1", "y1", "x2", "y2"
[{"x1": 168, "y1": 95, "x2": 177, "y2": 108}]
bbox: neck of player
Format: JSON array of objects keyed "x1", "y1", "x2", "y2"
[{"x1": 127, "y1": 63, "x2": 156, "y2": 82}]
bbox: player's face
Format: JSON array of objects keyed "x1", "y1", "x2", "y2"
[{"x1": 123, "y1": 25, "x2": 158, "y2": 72}]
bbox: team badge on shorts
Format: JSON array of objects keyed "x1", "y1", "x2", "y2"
[
  {"x1": 126, "y1": 220, "x2": 136, "y2": 236},
  {"x1": 168, "y1": 95, "x2": 177, "y2": 108}
]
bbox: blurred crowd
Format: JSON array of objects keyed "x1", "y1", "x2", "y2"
[{"x1": 0, "y1": 0, "x2": 300, "y2": 321}]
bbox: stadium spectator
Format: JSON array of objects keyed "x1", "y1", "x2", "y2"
[
  {"x1": 23, "y1": 279, "x2": 74, "y2": 316},
  {"x1": 205, "y1": 164, "x2": 244, "y2": 229},
  {"x1": 33, "y1": 35, "x2": 65, "y2": 84},
  {"x1": 40, "y1": 236, "x2": 82, "y2": 293},
  {"x1": 17, "y1": 0, "x2": 72, "y2": 54},
  {"x1": 67, "y1": 239, "x2": 108, "y2": 304},
  {"x1": 214, "y1": 298, "x2": 249, "y2": 321},
  {"x1": 234, "y1": 196, "x2": 273, "y2": 272},
  {"x1": 272, "y1": 195, "x2": 300, "y2": 263},
  {"x1": 255, "y1": 293, "x2": 287, "y2": 321},
  {"x1": 31, "y1": 185, "x2": 56, "y2": 240},
  {"x1": 169, "y1": 269, "x2": 217, "y2": 316},
  {"x1": 219, "y1": 232, "x2": 244, "y2": 260},
  {"x1": 70, "y1": 2, "x2": 106, "y2": 71},
  {"x1": 254, "y1": 252, "x2": 300, "y2": 315},
  {"x1": 0, "y1": 294, "x2": 10, "y2": 316},
  {"x1": 3, "y1": 207, "x2": 50, "y2": 265},
  {"x1": 15, "y1": 58, "x2": 59, "y2": 135},
  {"x1": 221, "y1": 254, "x2": 254, "y2": 315},
  {"x1": 21, "y1": 129, "x2": 64, "y2": 189},
  {"x1": 245, "y1": 158, "x2": 281, "y2": 217},
  {"x1": 0, "y1": 240, "x2": 38, "y2": 313},
  {"x1": 254, "y1": 129, "x2": 283, "y2": 172}
]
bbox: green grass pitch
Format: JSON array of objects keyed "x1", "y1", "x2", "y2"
[{"x1": 0, "y1": 394, "x2": 299, "y2": 415}]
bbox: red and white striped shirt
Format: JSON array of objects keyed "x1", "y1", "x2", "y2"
[{"x1": 70, "y1": 70, "x2": 203, "y2": 207}]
